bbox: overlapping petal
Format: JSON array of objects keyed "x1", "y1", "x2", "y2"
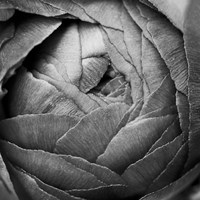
[{"x1": 0, "y1": 0, "x2": 199, "y2": 200}]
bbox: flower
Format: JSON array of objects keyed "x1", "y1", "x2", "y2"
[{"x1": 0, "y1": 0, "x2": 200, "y2": 200}]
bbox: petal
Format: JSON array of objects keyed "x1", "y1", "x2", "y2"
[
  {"x1": 32, "y1": 66, "x2": 101, "y2": 114},
  {"x1": 141, "y1": 34, "x2": 169, "y2": 95},
  {"x1": 103, "y1": 27, "x2": 132, "y2": 64},
  {"x1": 0, "y1": 89, "x2": 7, "y2": 120},
  {"x1": 79, "y1": 21, "x2": 109, "y2": 92},
  {"x1": 79, "y1": 57, "x2": 109, "y2": 93},
  {"x1": 0, "y1": 8, "x2": 14, "y2": 21},
  {"x1": 32, "y1": 155, "x2": 127, "y2": 200},
  {"x1": 137, "y1": 106, "x2": 177, "y2": 122},
  {"x1": 0, "y1": 22, "x2": 15, "y2": 49},
  {"x1": 55, "y1": 103, "x2": 129, "y2": 162},
  {"x1": 141, "y1": 162, "x2": 200, "y2": 200},
  {"x1": 147, "y1": 0, "x2": 189, "y2": 31},
  {"x1": 100, "y1": 95, "x2": 126, "y2": 105},
  {"x1": 147, "y1": 118, "x2": 182, "y2": 153},
  {"x1": 38, "y1": 23, "x2": 82, "y2": 86},
  {"x1": 96, "y1": 114, "x2": 176, "y2": 173},
  {"x1": 184, "y1": 0, "x2": 200, "y2": 169},
  {"x1": 0, "y1": 15, "x2": 61, "y2": 82},
  {"x1": 107, "y1": 87, "x2": 125, "y2": 98},
  {"x1": 102, "y1": 29, "x2": 143, "y2": 103},
  {"x1": 136, "y1": 1, "x2": 162, "y2": 20},
  {"x1": 0, "y1": 181, "x2": 19, "y2": 200},
  {"x1": 147, "y1": 142, "x2": 188, "y2": 193},
  {"x1": 0, "y1": 154, "x2": 18, "y2": 200},
  {"x1": 122, "y1": 135, "x2": 184, "y2": 195},
  {"x1": 7, "y1": 68, "x2": 85, "y2": 117},
  {"x1": 139, "y1": 0, "x2": 155, "y2": 9},
  {"x1": 87, "y1": 94, "x2": 108, "y2": 108},
  {"x1": 42, "y1": 0, "x2": 95, "y2": 22},
  {"x1": 101, "y1": 76, "x2": 126, "y2": 95},
  {"x1": 101, "y1": 28, "x2": 133, "y2": 78},
  {"x1": 147, "y1": 17, "x2": 188, "y2": 95},
  {"x1": 140, "y1": 74, "x2": 176, "y2": 116},
  {"x1": 60, "y1": 155, "x2": 125, "y2": 185},
  {"x1": 73, "y1": 0, "x2": 123, "y2": 30},
  {"x1": 116, "y1": 99, "x2": 144, "y2": 132},
  {"x1": 0, "y1": 114, "x2": 79, "y2": 152},
  {"x1": 176, "y1": 91, "x2": 189, "y2": 139},
  {"x1": 2, "y1": 0, "x2": 94, "y2": 22},
  {"x1": 68, "y1": 185, "x2": 127, "y2": 200},
  {"x1": 7, "y1": 163, "x2": 60, "y2": 200},
  {"x1": 126, "y1": 99, "x2": 144, "y2": 122},
  {"x1": 79, "y1": 22, "x2": 106, "y2": 59},
  {"x1": 1, "y1": 141, "x2": 105, "y2": 190},
  {"x1": 120, "y1": 5, "x2": 142, "y2": 76},
  {"x1": 123, "y1": 0, "x2": 157, "y2": 42},
  {"x1": 30, "y1": 173, "x2": 83, "y2": 200}
]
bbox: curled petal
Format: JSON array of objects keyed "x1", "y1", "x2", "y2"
[{"x1": 0, "y1": 16, "x2": 61, "y2": 83}]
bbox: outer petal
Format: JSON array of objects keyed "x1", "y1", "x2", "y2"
[
  {"x1": 0, "y1": 141, "x2": 106, "y2": 190},
  {"x1": 141, "y1": 163, "x2": 200, "y2": 200},
  {"x1": 0, "y1": 154, "x2": 19, "y2": 200},
  {"x1": 184, "y1": 0, "x2": 200, "y2": 169},
  {"x1": 0, "y1": 114, "x2": 79, "y2": 152}
]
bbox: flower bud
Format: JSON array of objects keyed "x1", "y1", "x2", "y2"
[{"x1": 0, "y1": 1, "x2": 200, "y2": 200}]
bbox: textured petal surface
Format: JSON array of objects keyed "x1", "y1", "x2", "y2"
[
  {"x1": 0, "y1": 114, "x2": 79, "y2": 152},
  {"x1": 184, "y1": 0, "x2": 200, "y2": 170},
  {"x1": 0, "y1": 154, "x2": 19, "y2": 200},
  {"x1": 141, "y1": 163, "x2": 200, "y2": 200},
  {"x1": 0, "y1": 8, "x2": 14, "y2": 21},
  {"x1": 1, "y1": 141, "x2": 106, "y2": 190},
  {"x1": 0, "y1": 0, "x2": 197, "y2": 199},
  {"x1": 0, "y1": 16, "x2": 61, "y2": 82},
  {"x1": 140, "y1": 75, "x2": 175, "y2": 116},
  {"x1": 147, "y1": 18, "x2": 188, "y2": 95},
  {"x1": 122, "y1": 135, "x2": 184, "y2": 195},
  {"x1": 96, "y1": 115, "x2": 176, "y2": 173},
  {"x1": 147, "y1": 0, "x2": 189, "y2": 31},
  {"x1": 55, "y1": 103, "x2": 129, "y2": 161},
  {"x1": 0, "y1": 0, "x2": 94, "y2": 22},
  {"x1": 7, "y1": 68, "x2": 85, "y2": 117}
]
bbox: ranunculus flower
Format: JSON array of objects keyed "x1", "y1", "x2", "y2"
[{"x1": 0, "y1": 0, "x2": 200, "y2": 199}]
